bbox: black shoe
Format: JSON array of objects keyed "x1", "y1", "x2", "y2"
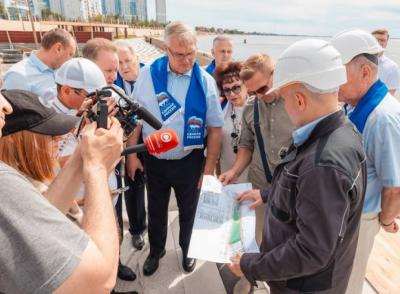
[
  {"x1": 131, "y1": 234, "x2": 145, "y2": 250},
  {"x1": 111, "y1": 291, "x2": 138, "y2": 294},
  {"x1": 143, "y1": 249, "x2": 166, "y2": 276},
  {"x1": 182, "y1": 256, "x2": 196, "y2": 273},
  {"x1": 117, "y1": 264, "x2": 137, "y2": 281}
]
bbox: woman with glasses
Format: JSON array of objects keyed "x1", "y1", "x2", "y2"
[{"x1": 214, "y1": 61, "x2": 249, "y2": 183}]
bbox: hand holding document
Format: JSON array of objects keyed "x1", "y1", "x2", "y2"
[{"x1": 188, "y1": 175, "x2": 259, "y2": 263}]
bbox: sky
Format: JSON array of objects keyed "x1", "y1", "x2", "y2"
[{"x1": 147, "y1": 0, "x2": 400, "y2": 38}]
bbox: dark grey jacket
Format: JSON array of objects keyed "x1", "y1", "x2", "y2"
[{"x1": 240, "y1": 111, "x2": 367, "y2": 294}]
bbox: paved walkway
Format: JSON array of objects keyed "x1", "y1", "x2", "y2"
[
  {"x1": 115, "y1": 191, "x2": 377, "y2": 294},
  {"x1": 115, "y1": 194, "x2": 228, "y2": 294}
]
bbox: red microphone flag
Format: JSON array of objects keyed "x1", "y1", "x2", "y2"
[{"x1": 144, "y1": 129, "x2": 179, "y2": 155}]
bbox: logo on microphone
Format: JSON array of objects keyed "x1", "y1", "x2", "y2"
[{"x1": 160, "y1": 132, "x2": 172, "y2": 143}]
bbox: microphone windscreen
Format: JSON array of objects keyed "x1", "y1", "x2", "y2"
[
  {"x1": 145, "y1": 129, "x2": 179, "y2": 155},
  {"x1": 136, "y1": 106, "x2": 163, "y2": 130}
]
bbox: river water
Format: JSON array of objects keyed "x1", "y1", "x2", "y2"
[{"x1": 197, "y1": 34, "x2": 400, "y2": 65}]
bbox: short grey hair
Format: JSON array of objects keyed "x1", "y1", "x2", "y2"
[
  {"x1": 164, "y1": 21, "x2": 197, "y2": 46},
  {"x1": 213, "y1": 35, "x2": 233, "y2": 48},
  {"x1": 114, "y1": 40, "x2": 137, "y2": 56},
  {"x1": 349, "y1": 54, "x2": 378, "y2": 77}
]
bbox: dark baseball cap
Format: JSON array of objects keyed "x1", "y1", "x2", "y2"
[{"x1": 1, "y1": 89, "x2": 79, "y2": 137}]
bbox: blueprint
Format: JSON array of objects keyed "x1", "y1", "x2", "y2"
[{"x1": 188, "y1": 176, "x2": 259, "y2": 263}]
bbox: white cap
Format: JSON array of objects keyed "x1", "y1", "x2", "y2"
[
  {"x1": 55, "y1": 57, "x2": 106, "y2": 93},
  {"x1": 267, "y1": 39, "x2": 347, "y2": 94},
  {"x1": 330, "y1": 29, "x2": 383, "y2": 65}
]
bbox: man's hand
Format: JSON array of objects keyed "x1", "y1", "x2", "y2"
[
  {"x1": 126, "y1": 154, "x2": 144, "y2": 179},
  {"x1": 219, "y1": 169, "x2": 238, "y2": 185},
  {"x1": 80, "y1": 118, "x2": 123, "y2": 173},
  {"x1": 381, "y1": 220, "x2": 399, "y2": 233},
  {"x1": 238, "y1": 189, "x2": 262, "y2": 209},
  {"x1": 228, "y1": 253, "x2": 244, "y2": 277}
]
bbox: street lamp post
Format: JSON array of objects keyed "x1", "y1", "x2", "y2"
[{"x1": 26, "y1": 0, "x2": 39, "y2": 49}]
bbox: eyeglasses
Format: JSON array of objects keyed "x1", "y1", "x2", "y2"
[
  {"x1": 223, "y1": 84, "x2": 242, "y2": 96},
  {"x1": 167, "y1": 46, "x2": 197, "y2": 61},
  {"x1": 249, "y1": 83, "x2": 270, "y2": 96}
]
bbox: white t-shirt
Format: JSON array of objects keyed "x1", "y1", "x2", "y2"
[
  {"x1": 378, "y1": 55, "x2": 400, "y2": 90},
  {"x1": 51, "y1": 97, "x2": 118, "y2": 205},
  {"x1": 220, "y1": 103, "x2": 249, "y2": 183}
]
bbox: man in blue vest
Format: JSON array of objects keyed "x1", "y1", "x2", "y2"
[
  {"x1": 113, "y1": 41, "x2": 147, "y2": 251},
  {"x1": 129, "y1": 21, "x2": 224, "y2": 276},
  {"x1": 331, "y1": 29, "x2": 400, "y2": 294}
]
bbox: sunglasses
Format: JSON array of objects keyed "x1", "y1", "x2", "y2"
[
  {"x1": 223, "y1": 84, "x2": 242, "y2": 96},
  {"x1": 249, "y1": 84, "x2": 270, "y2": 96}
]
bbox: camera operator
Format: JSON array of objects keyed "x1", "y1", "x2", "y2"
[
  {"x1": 52, "y1": 57, "x2": 121, "y2": 223},
  {"x1": 0, "y1": 89, "x2": 123, "y2": 293},
  {"x1": 82, "y1": 38, "x2": 137, "y2": 283}
]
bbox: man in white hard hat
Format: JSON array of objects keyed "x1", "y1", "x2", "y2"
[
  {"x1": 228, "y1": 39, "x2": 367, "y2": 294},
  {"x1": 331, "y1": 29, "x2": 400, "y2": 294},
  {"x1": 372, "y1": 29, "x2": 400, "y2": 96}
]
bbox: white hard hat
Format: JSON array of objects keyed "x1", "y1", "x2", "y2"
[
  {"x1": 330, "y1": 29, "x2": 383, "y2": 65},
  {"x1": 267, "y1": 39, "x2": 347, "y2": 94},
  {"x1": 55, "y1": 57, "x2": 106, "y2": 93}
]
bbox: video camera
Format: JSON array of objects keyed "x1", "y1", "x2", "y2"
[{"x1": 82, "y1": 85, "x2": 162, "y2": 137}]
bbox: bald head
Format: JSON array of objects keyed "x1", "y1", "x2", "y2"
[{"x1": 280, "y1": 82, "x2": 339, "y2": 128}]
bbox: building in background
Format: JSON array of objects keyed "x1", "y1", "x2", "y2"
[
  {"x1": 2, "y1": 0, "x2": 149, "y2": 21},
  {"x1": 2, "y1": 0, "x2": 28, "y2": 19},
  {"x1": 136, "y1": 0, "x2": 147, "y2": 21},
  {"x1": 102, "y1": 0, "x2": 146, "y2": 21},
  {"x1": 155, "y1": 0, "x2": 165, "y2": 23}
]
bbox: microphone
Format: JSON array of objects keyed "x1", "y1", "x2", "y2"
[
  {"x1": 102, "y1": 85, "x2": 163, "y2": 130},
  {"x1": 135, "y1": 106, "x2": 162, "y2": 130},
  {"x1": 121, "y1": 129, "x2": 179, "y2": 156},
  {"x1": 86, "y1": 90, "x2": 112, "y2": 98}
]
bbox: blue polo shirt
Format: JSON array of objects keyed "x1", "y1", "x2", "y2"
[
  {"x1": 361, "y1": 93, "x2": 400, "y2": 213},
  {"x1": 3, "y1": 51, "x2": 56, "y2": 102},
  {"x1": 132, "y1": 62, "x2": 224, "y2": 160}
]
